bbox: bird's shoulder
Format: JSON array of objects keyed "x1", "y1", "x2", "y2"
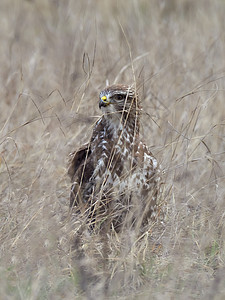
[
  {"x1": 68, "y1": 117, "x2": 108, "y2": 181},
  {"x1": 68, "y1": 143, "x2": 91, "y2": 180}
]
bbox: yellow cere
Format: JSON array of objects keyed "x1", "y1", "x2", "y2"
[{"x1": 101, "y1": 96, "x2": 107, "y2": 101}]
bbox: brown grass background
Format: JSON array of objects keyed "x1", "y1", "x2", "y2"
[{"x1": 1, "y1": 0, "x2": 225, "y2": 299}]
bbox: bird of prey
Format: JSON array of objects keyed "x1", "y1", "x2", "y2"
[{"x1": 68, "y1": 84, "x2": 161, "y2": 232}]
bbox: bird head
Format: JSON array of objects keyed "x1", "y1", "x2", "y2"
[{"x1": 99, "y1": 84, "x2": 140, "y2": 120}]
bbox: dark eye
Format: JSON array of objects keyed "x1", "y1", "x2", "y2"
[{"x1": 115, "y1": 94, "x2": 123, "y2": 101}]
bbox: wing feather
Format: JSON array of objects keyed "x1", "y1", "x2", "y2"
[{"x1": 68, "y1": 143, "x2": 91, "y2": 181}]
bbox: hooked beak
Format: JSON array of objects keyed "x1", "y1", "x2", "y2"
[{"x1": 99, "y1": 95, "x2": 110, "y2": 109}]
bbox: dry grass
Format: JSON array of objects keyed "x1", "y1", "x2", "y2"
[{"x1": 1, "y1": 0, "x2": 225, "y2": 299}]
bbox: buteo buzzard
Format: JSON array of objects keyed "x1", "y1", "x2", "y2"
[{"x1": 68, "y1": 84, "x2": 161, "y2": 231}]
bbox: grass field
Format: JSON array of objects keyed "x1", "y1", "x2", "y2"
[{"x1": 1, "y1": 0, "x2": 225, "y2": 299}]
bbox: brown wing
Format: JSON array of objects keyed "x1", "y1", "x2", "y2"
[
  {"x1": 68, "y1": 143, "x2": 91, "y2": 181},
  {"x1": 68, "y1": 117, "x2": 105, "y2": 181},
  {"x1": 132, "y1": 140, "x2": 161, "y2": 226}
]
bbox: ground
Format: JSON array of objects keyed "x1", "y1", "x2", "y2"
[{"x1": 0, "y1": 0, "x2": 225, "y2": 299}]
